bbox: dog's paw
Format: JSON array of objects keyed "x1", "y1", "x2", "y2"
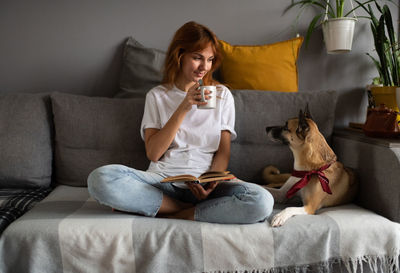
[
  {"x1": 271, "y1": 210, "x2": 292, "y2": 227},
  {"x1": 271, "y1": 207, "x2": 306, "y2": 227}
]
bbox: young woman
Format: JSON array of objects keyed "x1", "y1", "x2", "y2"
[{"x1": 87, "y1": 21, "x2": 274, "y2": 224}]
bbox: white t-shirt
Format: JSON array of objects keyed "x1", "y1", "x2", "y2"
[{"x1": 140, "y1": 84, "x2": 236, "y2": 183}]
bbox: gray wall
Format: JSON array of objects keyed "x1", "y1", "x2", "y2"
[{"x1": 0, "y1": 0, "x2": 398, "y2": 127}]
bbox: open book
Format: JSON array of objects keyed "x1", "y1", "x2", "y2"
[{"x1": 161, "y1": 171, "x2": 236, "y2": 184}]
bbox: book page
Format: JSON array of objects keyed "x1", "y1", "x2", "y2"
[
  {"x1": 198, "y1": 171, "x2": 230, "y2": 179},
  {"x1": 161, "y1": 174, "x2": 197, "y2": 183}
]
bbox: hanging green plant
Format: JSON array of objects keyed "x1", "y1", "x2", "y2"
[{"x1": 286, "y1": 0, "x2": 397, "y2": 49}]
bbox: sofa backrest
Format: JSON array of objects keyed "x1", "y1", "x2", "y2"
[
  {"x1": 51, "y1": 90, "x2": 337, "y2": 186},
  {"x1": 0, "y1": 93, "x2": 53, "y2": 188},
  {"x1": 0, "y1": 90, "x2": 337, "y2": 187},
  {"x1": 51, "y1": 92, "x2": 149, "y2": 187}
]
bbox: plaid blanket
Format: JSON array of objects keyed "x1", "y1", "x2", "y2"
[
  {"x1": 0, "y1": 187, "x2": 52, "y2": 234},
  {"x1": 0, "y1": 185, "x2": 399, "y2": 273}
]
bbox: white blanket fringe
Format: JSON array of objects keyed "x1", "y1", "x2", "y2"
[
  {"x1": 345, "y1": 251, "x2": 400, "y2": 273},
  {"x1": 205, "y1": 251, "x2": 400, "y2": 273}
]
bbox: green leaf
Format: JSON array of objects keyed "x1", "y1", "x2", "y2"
[
  {"x1": 367, "y1": 53, "x2": 384, "y2": 81},
  {"x1": 368, "y1": 4, "x2": 379, "y2": 27},
  {"x1": 285, "y1": 0, "x2": 336, "y2": 17},
  {"x1": 383, "y1": 5, "x2": 399, "y2": 85},
  {"x1": 347, "y1": 0, "x2": 377, "y2": 17},
  {"x1": 376, "y1": 16, "x2": 391, "y2": 85},
  {"x1": 305, "y1": 14, "x2": 323, "y2": 47},
  {"x1": 285, "y1": 0, "x2": 327, "y2": 13}
]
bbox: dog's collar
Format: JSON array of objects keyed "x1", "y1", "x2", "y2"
[{"x1": 286, "y1": 163, "x2": 333, "y2": 199}]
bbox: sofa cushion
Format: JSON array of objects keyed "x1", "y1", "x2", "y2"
[
  {"x1": 229, "y1": 90, "x2": 337, "y2": 182},
  {"x1": 219, "y1": 37, "x2": 303, "y2": 92},
  {"x1": 116, "y1": 37, "x2": 165, "y2": 98},
  {"x1": 51, "y1": 93, "x2": 148, "y2": 187},
  {"x1": 0, "y1": 93, "x2": 53, "y2": 188}
]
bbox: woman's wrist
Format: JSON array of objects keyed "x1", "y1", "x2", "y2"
[{"x1": 177, "y1": 99, "x2": 193, "y2": 113}]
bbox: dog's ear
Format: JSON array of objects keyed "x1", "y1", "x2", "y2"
[
  {"x1": 304, "y1": 104, "x2": 313, "y2": 120},
  {"x1": 297, "y1": 109, "x2": 310, "y2": 139}
]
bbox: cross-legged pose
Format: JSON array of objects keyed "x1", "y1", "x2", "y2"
[{"x1": 88, "y1": 21, "x2": 273, "y2": 224}]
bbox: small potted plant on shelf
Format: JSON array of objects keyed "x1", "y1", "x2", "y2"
[
  {"x1": 358, "y1": 1, "x2": 400, "y2": 120},
  {"x1": 286, "y1": 0, "x2": 358, "y2": 54}
]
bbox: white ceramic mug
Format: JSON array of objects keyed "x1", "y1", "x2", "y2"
[{"x1": 197, "y1": 86, "x2": 217, "y2": 109}]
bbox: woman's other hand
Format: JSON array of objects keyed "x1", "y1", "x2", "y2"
[{"x1": 185, "y1": 181, "x2": 218, "y2": 200}]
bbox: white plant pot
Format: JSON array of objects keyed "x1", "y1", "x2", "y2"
[{"x1": 322, "y1": 17, "x2": 356, "y2": 54}]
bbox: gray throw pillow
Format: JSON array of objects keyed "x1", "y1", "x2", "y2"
[
  {"x1": 116, "y1": 37, "x2": 165, "y2": 98},
  {"x1": 51, "y1": 92, "x2": 149, "y2": 187},
  {"x1": 0, "y1": 93, "x2": 53, "y2": 188}
]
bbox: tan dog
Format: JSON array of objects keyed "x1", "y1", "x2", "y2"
[{"x1": 263, "y1": 106, "x2": 358, "y2": 227}]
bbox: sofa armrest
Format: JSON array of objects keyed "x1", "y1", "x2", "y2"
[{"x1": 332, "y1": 129, "x2": 400, "y2": 223}]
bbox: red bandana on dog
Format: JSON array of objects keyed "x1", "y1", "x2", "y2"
[{"x1": 286, "y1": 164, "x2": 332, "y2": 199}]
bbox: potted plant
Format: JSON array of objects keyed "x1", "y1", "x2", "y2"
[
  {"x1": 357, "y1": 1, "x2": 400, "y2": 119},
  {"x1": 286, "y1": 0, "x2": 358, "y2": 54},
  {"x1": 286, "y1": 0, "x2": 396, "y2": 54}
]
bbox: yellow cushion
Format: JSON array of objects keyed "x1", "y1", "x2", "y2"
[{"x1": 219, "y1": 37, "x2": 303, "y2": 92}]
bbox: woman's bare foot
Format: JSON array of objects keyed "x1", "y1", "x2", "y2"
[
  {"x1": 156, "y1": 194, "x2": 193, "y2": 216},
  {"x1": 169, "y1": 207, "x2": 195, "y2": 220}
]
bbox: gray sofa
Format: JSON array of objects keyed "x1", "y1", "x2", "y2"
[{"x1": 0, "y1": 89, "x2": 399, "y2": 273}]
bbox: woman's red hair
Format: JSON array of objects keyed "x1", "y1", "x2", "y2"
[{"x1": 162, "y1": 21, "x2": 221, "y2": 87}]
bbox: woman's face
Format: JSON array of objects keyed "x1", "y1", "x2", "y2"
[{"x1": 178, "y1": 44, "x2": 214, "y2": 86}]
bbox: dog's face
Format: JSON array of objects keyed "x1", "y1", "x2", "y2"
[
  {"x1": 266, "y1": 105, "x2": 337, "y2": 165},
  {"x1": 266, "y1": 106, "x2": 313, "y2": 148}
]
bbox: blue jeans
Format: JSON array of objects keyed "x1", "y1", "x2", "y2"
[{"x1": 87, "y1": 164, "x2": 274, "y2": 224}]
